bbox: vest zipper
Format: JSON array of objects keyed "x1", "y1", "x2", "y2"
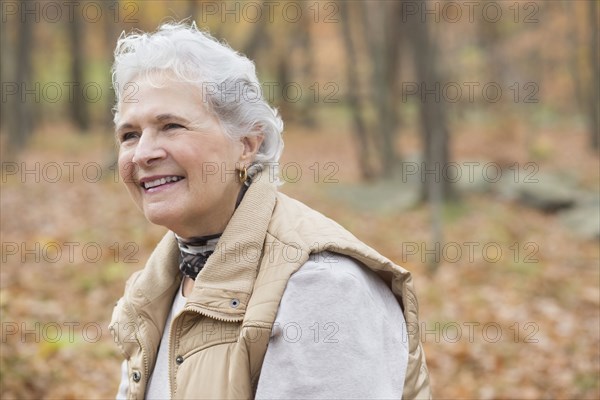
[
  {"x1": 184, "y1": 303, "x2": 245, "y2": 323},
  {"x1": 124, "y1": 304, "x2": 150, "y2": 394},
  {"x1": 168, "y1": 313, "x2": 181, "y2": 398}
]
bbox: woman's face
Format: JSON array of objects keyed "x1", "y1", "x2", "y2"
[{"x1": 116, "y1": 73, "x2": 260, "y2": 237}]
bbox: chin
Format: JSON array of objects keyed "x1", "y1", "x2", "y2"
[{"x1": 143, "y1": 208, "x2": 180, "y2": 230}]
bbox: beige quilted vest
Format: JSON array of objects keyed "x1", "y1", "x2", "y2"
[{"x1": 109, "y1": 177, "x2": 431, "y2": 399}]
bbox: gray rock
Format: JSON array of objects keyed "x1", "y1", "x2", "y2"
[
  {"x1": 560, "y1": 196, "x2": 600, "y2": 239},
  {"x1": 327, "y1": 178, "x2": 421, "y2": 212},
  {"x1": 455, "y1": 161, "x2": 495, "y2": 193},
  {"x1": 399, "y1": 156, "x2": 495, "y2": 194},
  {"x1": 497, "y1": 172, "x2": 578, "y2": 212}
]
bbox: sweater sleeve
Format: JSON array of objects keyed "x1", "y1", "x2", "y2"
[
  {"x1": 255, "y1": 251, "x2": 409, "y2": 399},
  {"x1": 116, "y1": 360, "x2": 129, "y2": 400}
]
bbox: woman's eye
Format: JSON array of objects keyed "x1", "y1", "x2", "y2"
[
  {"x1": 121, "y1": 132, "x2": 138, "y2": 142},
  {"x1": 164, "y1": 123, "x2": 184, "y2": 130}
]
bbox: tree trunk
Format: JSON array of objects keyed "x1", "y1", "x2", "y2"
[
  {"x1": 1, "y1": 0, "x2": 13, "y2": 149},
  {"x1": 362, "y1": 2, "x2": 401, "y2": 176},
  {"x1": 186, "y1": 0, "x2": 199, "y2": 20},
  {"x1": 67, "y1": 8, "x2": 89, "y2": 132},
  {"x1": 405, "y1": 0, "x2": 453, "y2": 272},
  {"x1": 406, "y1": 1, "x2": 451, "y2": 203},
  {"x1": 276, "y1": 56, "x2": 292, "y2": 122},
  {"x1": 564, "y1": 1, "x2": 585, "y2": 113},
  {"x1": 339, "y1": 1, "x2": 376, "y2": 180},
  {"x1": 11, "y1": 0, "x2": 35, "y2": 149},
  {"x1": 242, "y1": 18, "x2": 268, "y2": 61},
  {"x1": 588, "y1": 0, "x2": 599, "y2": 149},
  {"x1": 103, "y1": 1, "x2": 121, "y2": 129},
  {"x1": 297, "y1": 5, "x2": 317, "y2": 129}
]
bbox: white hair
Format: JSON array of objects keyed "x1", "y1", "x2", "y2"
[{"x1": 111, "y1": 21, "x2": 284, "y2": 183}]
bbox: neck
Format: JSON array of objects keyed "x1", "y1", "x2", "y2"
[{"x1": 173, "y1": 182, "x2": 249, "y2": 241}]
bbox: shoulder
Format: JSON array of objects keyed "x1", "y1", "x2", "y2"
[
  {"x1": 294, "y1": 252, "x2": 389, "y2": 295},
  {"x1": 282, "y1": 251, "x2": 406, "y2": 328}
]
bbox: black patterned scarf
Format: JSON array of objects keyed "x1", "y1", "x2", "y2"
[{"x1": 176, "y1": 233, "x2": 221, "y2": 280}]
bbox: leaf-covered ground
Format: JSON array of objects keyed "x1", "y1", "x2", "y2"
[{"x1": 1, "y1": 122, "x2": 598, "y2": 398}]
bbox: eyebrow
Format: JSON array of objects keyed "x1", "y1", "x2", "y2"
[
  {"x1": 116, "y1": 114, "x2": 190, "y2": 133},
  {"x1": 155, "y1": 113, "x2": 190, "y2": 124},
  {"x1": 116, "y1": 122, "x2": 134, "y2": 133}
]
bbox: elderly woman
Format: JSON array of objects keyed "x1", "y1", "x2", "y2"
[{"x1": 109, "y1": 22, "x2": 430, "y2": 399}]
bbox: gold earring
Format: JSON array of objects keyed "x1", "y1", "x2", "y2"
[{"x1": 238, "y1": 166, "x2": 248, "y2": 183}]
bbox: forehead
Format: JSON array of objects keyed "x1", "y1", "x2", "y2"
[{"x1": 116, "y1": 73, "x2": 207, "y2": 125}]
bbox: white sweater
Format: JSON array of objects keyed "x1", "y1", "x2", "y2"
[{"x1": 117, "y1": 252, "x2": 408, "y2": 399}]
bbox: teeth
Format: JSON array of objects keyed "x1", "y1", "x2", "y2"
[{"x1": 143, "y1": 176, "x2": 183, "y2": 189}]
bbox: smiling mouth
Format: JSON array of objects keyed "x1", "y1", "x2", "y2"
[{"x1": 141, "y1": 176, "x2": 185, "y2": 190}]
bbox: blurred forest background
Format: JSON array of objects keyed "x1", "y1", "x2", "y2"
[{"x1": 1, "y1": 0, "x2": 599, "y2": 398}]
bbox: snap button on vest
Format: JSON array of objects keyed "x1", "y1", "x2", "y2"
[
  {"x1": 132, "y1": 370, "x2": 141, "y2": 382},
  {"x1": 176, "y1": 355, "x2": 184, "y2": 365},
  {"x1": 230, "y1": 298, "x2": 240, "y2": 308}
]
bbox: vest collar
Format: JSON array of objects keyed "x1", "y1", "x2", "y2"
[
  {"x1": 129, "y1": 177, "x2": 278, "y2": 323},
  {"x1": 185, "y1": 177, "x2": 277, "y2": 320}
]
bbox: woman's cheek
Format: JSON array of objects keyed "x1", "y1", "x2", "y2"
[{"x1": 117, "y1": 151, "x2": 136, "y2": 186}]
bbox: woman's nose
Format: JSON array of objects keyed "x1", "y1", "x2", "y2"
[{"x1": 131, "y1": 132, "x2": 166, "y2": 167}]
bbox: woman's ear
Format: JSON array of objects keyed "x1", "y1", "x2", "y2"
[{"x1": 240, "y1": 134, "x2": 264, "y2": 162}]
